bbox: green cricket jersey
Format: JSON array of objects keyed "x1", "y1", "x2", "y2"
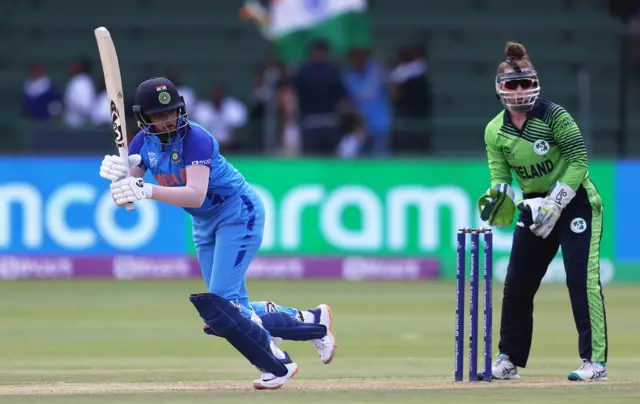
[{"x1": 484, "y1": 99, "x2": 588, "y2": 194}]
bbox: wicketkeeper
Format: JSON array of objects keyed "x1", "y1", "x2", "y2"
[{"x1": 477, "y1": 41, "x2": 608, "y2": 382}]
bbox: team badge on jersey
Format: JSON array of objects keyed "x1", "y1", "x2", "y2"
[
  {"x1": 171, "y1": 149, "x2": 181, "y2": 164},
  {"x1": 158, "y1": 91, "x2": 171, "y2": 105},
  {"x1": 533, "y1": 139, "x2": 550, "y2": 156},
  {"x1": 570, "y1": 218, "x2": 587, "y2": 233}
]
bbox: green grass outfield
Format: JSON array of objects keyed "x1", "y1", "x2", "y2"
[{"x1": 1, "y1": 280, "x2": 639, "y2": 403}]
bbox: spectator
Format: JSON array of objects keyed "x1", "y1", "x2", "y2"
[
  {"x1": 293, "y1": 39, "x2": 347, "y2": 156},
  {"x1": 90, "y1": 78, "x2": 112, "y2": 125},
  {"x1": 389, "y1": 44, "x2": 432, "y2": 153},
  {"x1": 63, "y1": 58, "x2": 96, "y2": 128},
  {"x1": 246, "y1": 65, "x2": 271, "y2": 152},
  {"x1": 343, "y1": 47, "x2": 392, "y2": 156},
  {"x1": 337, "y1": 112, "x2": 365, "y2": 159},
  {"x1": 21, "y1": 62, "x2": 62, "y2": 121},
  {"x1": 193, "y1": 85, "x2": 248, "y2": 154},
  {"x1": 278, "y1": 83, "x2": 301, "y2": 156}
]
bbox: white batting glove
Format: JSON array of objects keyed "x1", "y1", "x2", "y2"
[
  {"x1": 529, "y1": 183, "x2": 576, "y2": 239},
  {"x1": 110, "y1": 177, "x2": 153, "y2": 206},
  {"x1": 100, "y1": 155, "x2": 142, "y2": 182}
]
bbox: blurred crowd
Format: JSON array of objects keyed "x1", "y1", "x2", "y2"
[
  {"x1": 21, "y1": 40, "x2": 432, "y2": 158},
  {"x1": 247, "y1": 39, "x2": 432, "y2": 158}
]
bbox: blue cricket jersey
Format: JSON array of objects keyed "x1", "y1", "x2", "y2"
[{"x1": 128, "y1": 120, "x2": 247, "y2": 218}]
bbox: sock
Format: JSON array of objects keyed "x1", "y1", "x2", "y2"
[{"x1": 270, "y1": 340, "x2": 286, "y2": 360}]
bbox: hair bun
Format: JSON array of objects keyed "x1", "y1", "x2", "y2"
[{"x1": 504, "y1": 41, "x2": 527, "y2": 61}]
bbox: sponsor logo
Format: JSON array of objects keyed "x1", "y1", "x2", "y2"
[
  {"x1": 110, "y1": 101, "x2": 124, "y2": 148},
  {"x1": 342, "y1": 257, "x2": 422, "y2": 281},
  {"x1": 0, "y1": 183, "x2": 159, "y2": 251},
  {"x1": 112, "y1": 256, "x2": 191, "y2": 279},
  {"x1": 246, "y1": 258, "x2": 305, "y2": 279},
  {"x1": 0, "y1": 256, "x2": 73, "y2": 279},
  {"x1": 191, "y1": 159, "x2": 212, "y2": 166}
]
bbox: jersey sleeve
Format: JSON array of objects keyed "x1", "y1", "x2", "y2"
[
  {"x1": 549, "y1": 106, "x2": 588, "y2": 191},
  {"x1": 183, "y1": 127, "x2": 214, "y2": 169},
  {"x1": 484, "y1": 121, "x2": 512, "y2": 186},
  {"x1": 128, "y1": 132, "x2": 148, "y2": 170}
]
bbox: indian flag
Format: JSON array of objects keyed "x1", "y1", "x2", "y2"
[
  {"x1": 243, "y1": 0, "x2": 371, "y2": 65},
  {"x1": 156, "y1": 85, "x2": 167, "y2": 92}
]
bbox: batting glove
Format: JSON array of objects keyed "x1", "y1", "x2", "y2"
[
  {"x1": 477, "y1": 184, "x2": 516, "y2": 227},
  {"x1": 528, "y1": 183, "x2": 576, "y2": 239},
  {"x1": 100, "y1": 154, "x2": 142, "y2": 182},
  {"x1": 110, "y1": 177, "x2": 153, "y2": 206}
]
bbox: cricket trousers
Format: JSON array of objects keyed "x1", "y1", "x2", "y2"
[{"x1": 498, "y1": 180, "x2": 608, "y2": 367}]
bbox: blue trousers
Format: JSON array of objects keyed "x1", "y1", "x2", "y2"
[{"x1": 191, "y1": 185, "x2": 264, "y2": 320}]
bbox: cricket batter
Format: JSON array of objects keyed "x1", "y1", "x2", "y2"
[
  {"x1": 478, "y1": 42, "x2": 608, "y2": 381},
  {"x1": 98, "y1": 77, "x2": 336, "y2": 389}
]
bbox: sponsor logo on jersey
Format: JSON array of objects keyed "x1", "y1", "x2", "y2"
[
  {"x1": 533, "y1": 139, "x2": 550, "y2": 156},
  {"x1": 555, "y1": 115, "x2": 576, "y2": 130},
  {"x1": 512, "y1": 159, "x2": 555, "y2": 180},
  {"x1": 192, "y1": 159, "x2": 212, "y2": 166},
  {"x1": 502, "y1": 147, "x2": 516, "y2": 161},
  {"x1": 571, "y1": 218, "x2": 587, "y2": 233}
]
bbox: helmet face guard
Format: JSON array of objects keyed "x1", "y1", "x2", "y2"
[
  {"x1": 495, "y1": 70, "x2": 540, "y2": 113},
  {"x1": 133, "y1": 99, "x2": 189, "y2": 144}
]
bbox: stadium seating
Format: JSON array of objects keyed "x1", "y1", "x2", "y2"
[{"x1": 6, "y1": 0, "x2": 633, "y2": 155}]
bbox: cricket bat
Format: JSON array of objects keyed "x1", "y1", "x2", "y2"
[{"x1": 94, "y1": 26, "x2": 135, "y2": 211}]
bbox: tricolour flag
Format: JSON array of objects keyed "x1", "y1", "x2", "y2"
[
  {"x1": 243, "y1": 0, "x2": 371, "y2": 66},
  {"x1": 156, "y1": 85, "x2": 167, "y2": 92}
]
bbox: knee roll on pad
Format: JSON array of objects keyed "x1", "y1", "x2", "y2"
[
  {"x1": 189, "y1": 293, "x2": 287, "y2": 377},
  {"x1": 260, "y1": 312, "x2": 327, "y2": 340}
]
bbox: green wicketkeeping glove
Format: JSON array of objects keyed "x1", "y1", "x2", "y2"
[{"x1": 477, "y1": 184, "x2": 516, "y2": 227}]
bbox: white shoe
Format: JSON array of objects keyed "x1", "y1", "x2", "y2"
[
  {"x1": 492, "y1": 354, "x2": 520, "y2": 380},
  {"x1": 568, "y1": 361, "x2": 607, "y2": 382},
  {"x1": 252, "y1": 352, "x2": 298, "y2": 390},
  {"x1": 312, "y1": 304, "x2": 337, "y2": 364}
]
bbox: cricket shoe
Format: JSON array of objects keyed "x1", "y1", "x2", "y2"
[
  {"x1": 253, "y1": 352, "x2": 299, "y2": 390},
  {"x1": 310, "y1": 304, "x2": 337, "y2": 364},
  {"x1": 492, "y1": 353, "x2": 520, "y2": 380},
  {"x1": 568, "y1": 361, "x2": 607, "y2": 382}
]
